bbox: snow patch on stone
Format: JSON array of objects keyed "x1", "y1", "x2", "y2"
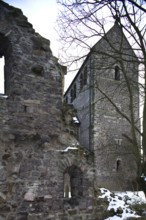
[
  {"x1": 56, "y1": 146, "x2": 78, "y2": 152},
  {"x1": 73, "y1": 116, "x2": 80, "y2": 124}
]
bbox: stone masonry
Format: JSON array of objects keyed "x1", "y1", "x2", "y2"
[
  {"x1": 0, "y1": 1, "x2": 109, "y2": 220},
  {"x1": 64, "y1": 23, "x2": 140, "y2": 191}
]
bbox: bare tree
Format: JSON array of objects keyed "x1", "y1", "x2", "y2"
[{"x1": 57, "y1": 0, "x2": 146, "y2": 174}]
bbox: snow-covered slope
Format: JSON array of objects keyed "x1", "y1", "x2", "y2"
[{"x1": 99, "y1": 188, "x2": 146, "y2": 219}]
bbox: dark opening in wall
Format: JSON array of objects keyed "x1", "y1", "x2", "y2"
[
  {"x1": 70, "y1": 89, "x2": 74, "y2": 103},
  {"x1": 64, "y1": 165, "x2": 83, "y2": 198},
  {"x1": 80, "y1": 66, "x2": 87, "y2": 91},
  {"x1": 65, "y1": 96, "x2": 68, "y2": 103},
  {"x1": 116, "y1": 159, "x2": 121, "y2": 172},
  {"x1": 80, "y1": 73, "x2": 83, "y2": 91},
  {"x1": 73, "y1": 84, "x2": 76, "y2": 99},
  {"x1": 115, "y1": 65, "x2": 120, "y2": 81},
  {"x1": 64, "y1": 173, "x2": 71, "y2": 198},
  {"x1": 83, "y1": 66, "x2": 87, "y2": 85},
  {"x1": 0, "y1": 56, "x2": 4, "y2": 94},
  {"x1": 70, "y1": 84, "x2": 77, "y2": 103},
  {"x1": 0, "y1": 33, "x2": 12, "y2": 96},
  {"x1": 23, "y1": 105, "x2": 28, "y2": 113}
]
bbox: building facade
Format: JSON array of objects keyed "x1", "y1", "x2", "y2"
[
  {"x1": 0, "y1": 1, "x2": 140, "y2": 219},
  {"x1": 64, "y1": 23, "x2": 140, "y2": 191},
  {"x1": 0, "y1": 2, "x2": 100, "y2": 219}
]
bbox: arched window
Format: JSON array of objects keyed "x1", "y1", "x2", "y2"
[
  {"x1": 116, "y1": 159, "x2": 121, "y2": 172},
  {"x1": 64, "y1": 165, "x2": 83, "y2": 198},
  {"x1": 115, "y1": 65, "x2": 120, "y2": 81},
  {"x1": 0, "y1": 56, "x2": 4, "y2": 94}
]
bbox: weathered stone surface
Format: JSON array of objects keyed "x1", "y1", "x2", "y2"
[
  {"x1": 31, "y1": 65, "x2": 44, "y2": 76},
  {"x1": 0, "y1": 1, "x2": 135, "y2": 220},
  {"x1": 64, "y1": 22, "x2": 139, "y2": 191},
  {"x1": 16, "y1": 213, "x2": 28, "y2": 220},
  {"x1": 0, "y1": 192, "x2": 6, "y2": 202},
  {"x1": 0, "y1": 1, "x2": 99, "y2": 220}
]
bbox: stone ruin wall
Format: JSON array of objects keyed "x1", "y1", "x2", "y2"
[{"x1": 0, "y1": 2, "x2": 109, "y2": 220}]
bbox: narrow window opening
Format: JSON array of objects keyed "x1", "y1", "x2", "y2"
[
  {"x1": 65, "y1": 96, "x2": 68, "y2": 104},
  {"x1": 83, "y1": 66, "x2": 87, "y2": 85},
  {"x1": 80, "y1": 67, "x2": 87, "y2": 91},
  {"x1": 70, "y1": 89, "x2": 74, "y2": 103},
  {"x1": 115, "y1": 65, "x2": 120, "y2": 81},
  {"x1": 70, "y1": 84, "x2": 76, "y2": 103},
  {"x1": 0, "y1": 56, "x2": 5, "y2": 94},
  {"x1": 116, "y1": 159, "x2": 121, "y2": 172},
  {"x1": 64, "y1": 173, "x2": 71, "y2": 198},
  {"x1": 24, "y1": 105, "x2": 27, "y2": 113},
  {"x1": 80, "y1": 73, "x2": 83, "y2": 90},
  {"x1": 73, "y1": 84, "x2": 76, "y2": 99}
]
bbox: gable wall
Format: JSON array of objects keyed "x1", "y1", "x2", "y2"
[{"x1": 91, "y1": 24, "x2": 139, "y2": 190}]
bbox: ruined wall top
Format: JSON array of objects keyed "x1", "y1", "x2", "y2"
[{"x1": 0, "y1": 0, "x2": 67, "y2": 145}]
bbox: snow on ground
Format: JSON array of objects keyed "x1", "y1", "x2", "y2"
[{"x1": 99, "y1": 188, "x2": 146, "y2": 220}]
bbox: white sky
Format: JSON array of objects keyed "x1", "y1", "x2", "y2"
[{"x1": 0, "y1": 0, "x2": 61, "y2": 93}]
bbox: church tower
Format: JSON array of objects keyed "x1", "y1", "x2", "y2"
[{"x1": 65, "y1": 23, "x2": 140, "y2": 190}]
